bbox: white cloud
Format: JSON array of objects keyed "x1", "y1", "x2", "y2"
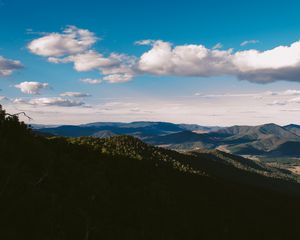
[
  {"x1": 14, "y1": 97, "x2": 85, "y2": 107},
  {"x1": 0, "y1": 56, "x2": 23, "y2": 77},
  {"x1": 28, "y1": 26, "x2": 97, "y2": 57},
  {"x1": 138, "y1": 40, "x2": 235, "y2": 76},
  {"x1": 240, "y1": 40, "x2": 259, "y2": 46},
  {"x1": 15, "y1": 81, "x2": 49, "y2": 94},
  {"x1": 60, "y1": 92, "x2": 91, "y2": 97},
  {"x1": 103, "y1": 73, "x2": 133, "y2": 83},
  {"x1": 80, "y1": 78, "x2": 102, "y2": 84},
  {"x1": 282, "y1": 90, "x2": 300, "y2": 96},
  {"x1": 5, "y1": 90, "x2": 300, "y2": 125},
  {"x1": 193, "y1": 90, "x2": 300, "y2": 108},
  {"x1": 138, "y1": 39, "x2": 300, "y2": 83},
  {"x1": 51, "y1": 51, "x2": 136, "y2": 82},
  {"x1": 50, "y1": 50, "x2": 112, "y2": 71},
  {"x1": 233, "y1": 42, "x2": 300, "y2": 70},
  {"x1": 29, "y1": 26, "x2": 136, "y2": 83},
  {"x1": 27, "y1": 26, "x2": 300, "y2": 83},
  {"x1": 265, "y1": 91, "x2": 300, "y2": 106},
  {"x1": 213, "y1": 43, "x2": 223, "y2": 49},
  {"x1": 135, "y1": 39, "x2": 156, "y2": 46}
]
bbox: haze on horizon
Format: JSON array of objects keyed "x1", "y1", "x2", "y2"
[{"x1": 1, "y1": 0, "x2": 300, "y2": 126}]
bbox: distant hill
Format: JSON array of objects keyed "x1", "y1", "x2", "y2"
[
  {"x1": 216, "y1": 123, "x2": 299, "y2": 143},
  {"x1": 146, "y1": 130, "x2": 223, "y2": 150},
  {"x1": 143, "y1": 123, "x2": 300, "y2": 159},
  {"x1": 37, "y1": 122, "x2": 300, "y2": 159},
  {"x1": 177, "y1": 124, "x2": 222, "y2": 132},
  {"x1": 217, "y1": 123, "x2": 300, "y2": 155},
  {"x1": 284, "y1": 124, "x2": 300, "y2": 136},
  {"x1": 37, "y1": 121, "x2": 219, "y2": 139}
]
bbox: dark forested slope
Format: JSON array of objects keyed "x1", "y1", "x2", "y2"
[{"x1": 1, "y1": 107, "x2": 300, "y2": 240}]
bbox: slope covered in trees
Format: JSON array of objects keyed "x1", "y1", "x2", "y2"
[{"x1": 1, "y1": 106, "x2": 300, "y2": 240}]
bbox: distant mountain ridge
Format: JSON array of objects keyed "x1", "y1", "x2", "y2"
[
  {"x1": 35, "y1": 121, "x2": 300, "y2": 160},
  {"x1": 148, "y1": 123, "x2": 300, "y2": 156},
  {"x1": 214, "y1": 123, "x2": 300, "y2": 155},
  {"x1": 36, "y1": 121, "x2": 220, "y2": 139},
  {"x1": 284, "y1": 124, "x2": 300, "y2": 136}
]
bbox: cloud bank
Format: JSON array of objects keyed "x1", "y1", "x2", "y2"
[
  {"x1": 7, "y1": 89, "x2": 300, "y2": 125},
  {"x1": 138, "y1": 40, "x2": 300, "y2": 83},
  {"x1": 14, "y1": 97, "x2": 85, "y2": 107},
  {"x1": 27, "y1": 26, "x2": 300, "y2": 84}
]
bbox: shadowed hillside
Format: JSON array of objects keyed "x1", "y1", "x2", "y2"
[{"x1": 1, "y1": 107, "x2": 300, "y2": 240}]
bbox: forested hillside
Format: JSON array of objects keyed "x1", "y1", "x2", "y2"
[{"x1": 1, "y1": 107, "x2": 300, "y2": 240}]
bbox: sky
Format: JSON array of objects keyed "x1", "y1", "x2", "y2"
[{"x1": 1, "y1": 0, "x2": 300, "y2": 126}]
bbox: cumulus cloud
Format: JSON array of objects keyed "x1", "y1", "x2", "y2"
[
  {"x1": 80, "y1": 78, "x2": 102, "y2": 84},
  {"x1": 52, "y1": 51, "x2": 136, "y2": 81},
  {"x1": 60, "y1": 92, "x2": 91, "y2": 97},
  {"x1": 28, "y1": 26, "x2": 97, "y2": 57},
  {"x1": 28, "y1": 26, "x2": 136, "y2": 83},
  {"x1": 49, "y1": 50, "x2": 110, "y2": 71},
  {"x1": 15, "y1": 81, "x2": 49, "y2": 94},
  {"x1": 0, "y1": 56, "x2": 23, "y2": 77},
  {"x1": 138, "y1": 39, "x2": 300, "y2": 83},
  {"x1": 240, "y1": 40, "x2": 259, "y2": 46},
  {"x1": 14, "y1": 97, "x2": 85, "y2": 107},
  {"x1": 138, "y1": 40, "x2": 235, "y2": 76}
]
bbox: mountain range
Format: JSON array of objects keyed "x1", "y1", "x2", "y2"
[{"x1": 35, "y1": 121, "x2": 300, "y2": 159}]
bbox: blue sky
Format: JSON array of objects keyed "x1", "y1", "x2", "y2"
[{"x1": 1, "y1": 0, "x2": 300, "y2": 125}]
